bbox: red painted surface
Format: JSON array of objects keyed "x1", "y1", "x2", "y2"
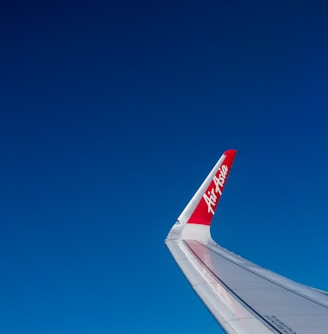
[{"x1": 187, "y1": 150, "x2": 237, "y2": 225}]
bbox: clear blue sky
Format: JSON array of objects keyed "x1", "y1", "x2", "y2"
[{"x1": 1, "y1": 1, "x2": 328, "y2": 333}]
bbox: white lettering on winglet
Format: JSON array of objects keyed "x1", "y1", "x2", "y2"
[{"x1": 203, "y1": 165, "x2": 228, "y2": 215}]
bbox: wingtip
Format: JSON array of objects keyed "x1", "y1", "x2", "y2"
[
  {"x1": 167, "y1": 149, "x2": 237, "y2": 242},
  {"x1": 224, "y1": 149, "x2": 237, "y2": 156},
  {"x1": 186, "y1": 149, "x2": 237, "y2": 226}
]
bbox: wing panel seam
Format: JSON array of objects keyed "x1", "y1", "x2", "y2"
[
  {"x1": 203, "y1": 241, "x2": 328, "y2": 309},
  {"x1": 184, "y1": 240, "x2": 284, "y2": 334}
]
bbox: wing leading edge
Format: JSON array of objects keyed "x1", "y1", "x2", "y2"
[{"x1": 165, "y1": 150, "x2": 328, "y2": 334}]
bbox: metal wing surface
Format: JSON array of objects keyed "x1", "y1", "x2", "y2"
[{"x1": 165, "y1": 150, "x2": 328, "y2": 333}]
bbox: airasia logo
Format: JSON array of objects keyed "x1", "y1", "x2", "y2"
[{"x1": 202, "y1": 165, "x2": 228, "y2": 215}]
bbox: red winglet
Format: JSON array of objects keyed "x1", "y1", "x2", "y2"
[{"x1": 187, "y1": 150, "x2": 237, "y2": 225}]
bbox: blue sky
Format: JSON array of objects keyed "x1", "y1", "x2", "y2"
[{"x1": 1, "y1": 1, "x2": 328, "y2": 333}]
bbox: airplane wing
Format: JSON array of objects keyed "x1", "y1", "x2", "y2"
[{"x1": 165, "y1": 150, "x2": 328, "y2": 333}]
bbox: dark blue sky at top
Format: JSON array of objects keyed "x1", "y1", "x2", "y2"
[{"x1": 1, "y1": 1, "x2": 328, "y2": 333}]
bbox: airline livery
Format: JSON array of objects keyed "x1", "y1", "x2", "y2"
[{"x1": 165, "y1": 150, "x2": 328, "y2": 333}]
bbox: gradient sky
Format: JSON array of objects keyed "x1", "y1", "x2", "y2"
[{"x1": 1, "y1": 1, "x2": 328, "y2": 333}]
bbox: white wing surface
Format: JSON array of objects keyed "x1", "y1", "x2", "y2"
[{"x1": 165, "y1": 150, "x2": 328, "y2": 333}]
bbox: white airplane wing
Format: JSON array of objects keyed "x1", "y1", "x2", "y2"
[{"x1": 165, "y1": 150, "x2": 328, "y2": 333}]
